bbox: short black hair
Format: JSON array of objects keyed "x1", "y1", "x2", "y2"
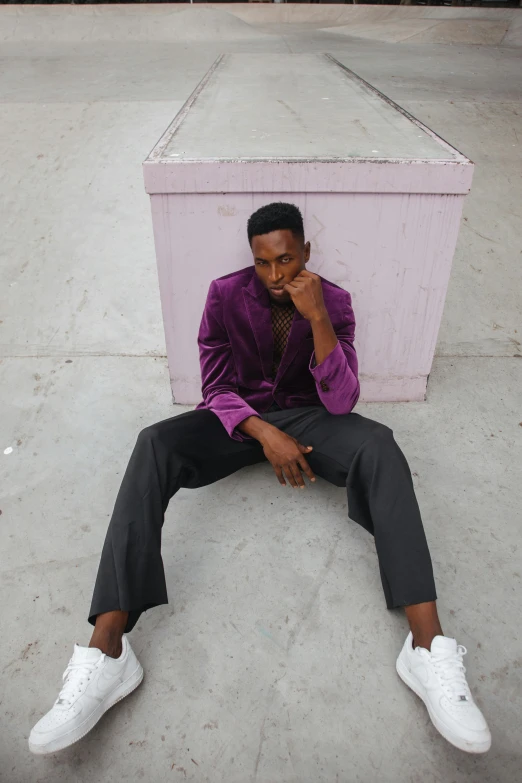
[{"x1": 247, "y1": 202, "x2": 304, "y2": 245}]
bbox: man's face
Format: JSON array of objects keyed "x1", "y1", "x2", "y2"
[{"x1": 251, "y1": 229, "x2": 311, "y2": 305}]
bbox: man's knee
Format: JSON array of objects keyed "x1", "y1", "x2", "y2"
[
  {"x1": 136, "y1": 423, "x2": 163, "y2": 447},
  {"x1": 136, "y1": 418, "x2": 190, "y2": 457},
  {"x1": 363, "y1": 422, "x2": 395, "y2": 452}
]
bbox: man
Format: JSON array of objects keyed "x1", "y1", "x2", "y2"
[{"x1": 30, "y1": 202, "x2": 490, "y2": 755}]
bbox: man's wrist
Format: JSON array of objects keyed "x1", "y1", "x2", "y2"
[
  {"x1": 237, "y1": 416, "x2": 276, "y2": 445},
  {"x1": 309, "y1": 309, "x2": 330, "y2": 325}
]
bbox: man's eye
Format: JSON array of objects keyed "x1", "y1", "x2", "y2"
[{"x1": 281, "y1": 258, "x2": 291, "y2": 264}]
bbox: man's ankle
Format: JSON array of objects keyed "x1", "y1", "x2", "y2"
[
  {"x1": 412, "y1": 633, "x2": 441, "y2": 651},
  {"x1": 89, "y1": 610, "x2": 128, "y2": 658},
  {"x1": 89, "y1": 634, "x2": 123, "y2": 659}
]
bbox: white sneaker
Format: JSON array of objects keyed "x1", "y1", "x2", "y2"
[
  {"x1": 396, "y1": 632, "x2": 491, "y2": 753},
  {"x1": 28, "y1": 635, "x2": 143, "y2": 755}
]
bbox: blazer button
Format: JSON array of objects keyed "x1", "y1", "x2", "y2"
[{"x1": 320, "y1": 380, "x2": 330, "y2": 392}]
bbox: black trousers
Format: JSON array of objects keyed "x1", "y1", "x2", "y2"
[{"x1": 89, "y1": 406, "x2": 437, "y2": 633}]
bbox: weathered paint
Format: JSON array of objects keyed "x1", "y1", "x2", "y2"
[{"x1": 144, "y1": 54, "x2": 473, "y2": 405}]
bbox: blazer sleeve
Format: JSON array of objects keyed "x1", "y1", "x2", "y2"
[
  {"x1": 198, "y1": 280, "x2": 260, "y2": 441},
  {"x1": 308, "y1": 293, "x2": 360, "y2": 415}
]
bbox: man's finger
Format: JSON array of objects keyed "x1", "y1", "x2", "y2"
[
  {"x1": 298, "y1": 455, "x2": 316, "y2": 483},
  {"x1": 274, "y1": 466, "x2": 286, "y2": 487},
  {"x1": 298, "y1": 443, "x2": 313, "y2": 454},
  {"x1": 283, "y1": 465, "x2": 299, "y2": 489},
  {"x1": 289, "y1": 462, "x2": 305, "y2": 489}
]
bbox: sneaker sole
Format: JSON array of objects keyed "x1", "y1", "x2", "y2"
[
  {"x1": 396, "y1": 655, "x2": 491, "y2": 754},
  {"x1": 28, "y1": 662, "x2": 144, "y2": 755}
]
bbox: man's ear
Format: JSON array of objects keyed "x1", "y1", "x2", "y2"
[{"x1": 304, "y1": 241, "x2": 311, "y2": 263}]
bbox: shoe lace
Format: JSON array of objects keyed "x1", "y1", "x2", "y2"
[
  {"x1": 431, "y1": 645, "x2": 471, "y2": 703},
  {"x1": 55, "y1": 656, "x2": 105, "y2": 708}
]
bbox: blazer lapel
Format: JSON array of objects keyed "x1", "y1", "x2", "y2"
[
  {"x1": 275, "y1": 309, "x2": 312, "y2": 383},
  {"x1": 243, "y1": 273, "x2": 274, "y2": 382}
]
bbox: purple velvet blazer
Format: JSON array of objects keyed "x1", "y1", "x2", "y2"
[{"x1": 196, "y1": 266, "x2": 360, "y2": 440}]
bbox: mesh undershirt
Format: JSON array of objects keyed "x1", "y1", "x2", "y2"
[{"x1": 271, "y1": 302, "x2": 295, "y2": 378}]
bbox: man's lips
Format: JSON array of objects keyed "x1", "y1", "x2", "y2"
[{"x1": 270, "y1": 287, "x2": 286, "y2": 296}]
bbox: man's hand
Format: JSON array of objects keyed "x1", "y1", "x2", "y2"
[
  {"x1": 237, "y1": 417, "x2": 316, "y2": 488},
  {"x1": 261, "y1": 427, "x2": 316, "y2": 489},
  {"x1": 285, "y1": 270, "x2": 339, "y2": 365},
  {"x1": 284, "y1": 270, "x2": 327, "y2": 322}
]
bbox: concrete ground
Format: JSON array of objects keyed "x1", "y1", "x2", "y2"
[{"x1": 1, "y1": 5, "x2": 521, "y2": 782}]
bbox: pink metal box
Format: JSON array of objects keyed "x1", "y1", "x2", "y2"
[{"x1": 143, "y1": 53, "x2": 473, "y2": 404}]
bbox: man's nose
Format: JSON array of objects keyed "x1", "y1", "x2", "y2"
[{"x1": 269, "y1": 265, "x2": 283, "y2": 283}]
